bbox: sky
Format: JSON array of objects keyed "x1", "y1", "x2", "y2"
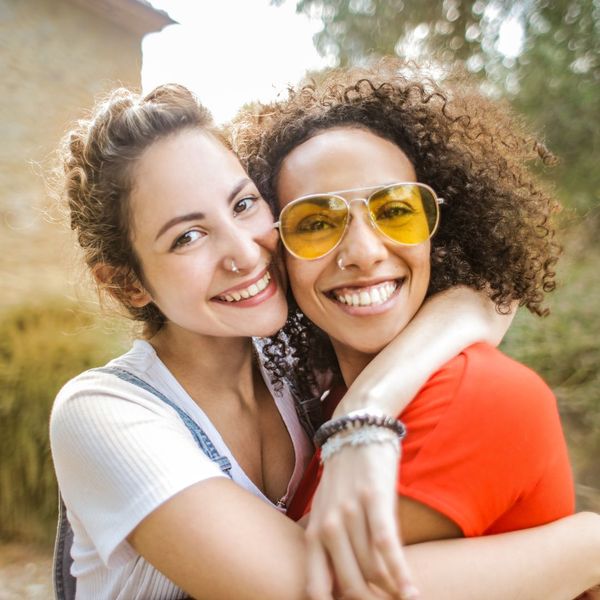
[
  {"x1": 143, "y1": 0, "x2": 330, "y2": 124},
  {"x1": 142, "y1": 1, "x2": 524, "y2": 124}
]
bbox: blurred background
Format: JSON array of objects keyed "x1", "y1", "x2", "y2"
[{"x1": 0, "y1": 0, "x2": 598, "y2": 595}]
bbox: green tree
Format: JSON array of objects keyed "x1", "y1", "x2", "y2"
[{"x1": 276, "y1": 0, "x2": 600, "y2": 214}]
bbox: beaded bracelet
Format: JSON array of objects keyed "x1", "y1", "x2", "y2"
[
  {"x1": 320, "y1": 426, "x2": 400, "y2": 463},
  {"x1": 314, "y1": 408, "x2": 407, "y2": 448}
]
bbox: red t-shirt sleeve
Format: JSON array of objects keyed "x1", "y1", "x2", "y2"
[
  {"x1": 288, "y1": 344, "x2": 574, "y2": 534},
  {"x1": 397, "y1": 343, "x2": 574, "y2": 536}
]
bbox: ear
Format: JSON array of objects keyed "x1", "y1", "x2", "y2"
[{"x1": 92, "y1": 263, "x2": 153, "y2": 308}]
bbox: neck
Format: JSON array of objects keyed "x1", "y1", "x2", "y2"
[
  {"x1": 149, "y1": 324, "x2": 258, "y2": 406},
  {"x1": 330, "y1": 339, "x2": 375, "y2": 387}
]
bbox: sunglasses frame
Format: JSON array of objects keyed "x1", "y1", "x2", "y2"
[{"x1": 273, "y1": 182, "x2": 445, "y2": 260}]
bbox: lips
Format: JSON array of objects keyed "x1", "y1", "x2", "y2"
[
  {"x1": 215, "y1": 270, "x2": 272, "y2": 303},
  {"x1": 326, "y1": 278, "x2": 403, "y2": 307}
]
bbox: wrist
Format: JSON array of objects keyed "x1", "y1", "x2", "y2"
[
  {"x1": 333, "y1": 385, "x2": 401, "y2": 419},
  {"x1": 320, "y1": 426, "x2": 400, "y2": 463},
  {"x1": 314, "y1": 409, "x2": 407, "y2": 448}
]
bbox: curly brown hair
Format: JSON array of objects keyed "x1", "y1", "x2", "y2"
[
  {"x1": 234, "y1": 61, "x2": 561, "y2": 427},
  {"x1": 61, "y1": 84, "x2": 222, "y2": 337}
]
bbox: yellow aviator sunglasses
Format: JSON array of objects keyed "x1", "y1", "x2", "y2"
[{"x1": 274, "y1": 182, "x2": 444, "y2": 260}]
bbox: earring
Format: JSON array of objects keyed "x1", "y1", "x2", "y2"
[
  {"x1": 229, "y1": 259, "x2": 240, "y2": 274},
  {"x1": 337, "y1": 257, "x2": 346, "y2": 271}
]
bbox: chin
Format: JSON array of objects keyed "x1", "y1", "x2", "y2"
[
  {"x1": 336, "y1": 334, "x2": 391, "y2": 356},
  {"x1": 345, "y1": 319, "x2": 411, "y2": 355},
  {"x1": 251, "y1": 313, "x2": 288, "y2": 338}
]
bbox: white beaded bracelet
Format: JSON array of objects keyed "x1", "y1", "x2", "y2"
[{"x1": 320, "y1": 425, "x2": 401, "y2": 463}]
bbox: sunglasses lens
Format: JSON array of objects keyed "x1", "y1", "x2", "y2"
[
  {"x1": 280, "y1": 196, "x2": 347, "y2": 259},
  {"x1": 369, "y1": 184, "x2": 439, "y2": 245}
]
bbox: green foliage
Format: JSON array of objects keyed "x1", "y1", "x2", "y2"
[
  {"x1": 510, "y1": 1, "x2": 600, "y2": 216},
  {"x1": 282, "y1": 0, "x2": 600, "y2": 214},
  {"x1": 501, "y1": 233, "x2": 600, "y2": 510},
  {"x1": 0, "y1": 301, "x2": 124, "y2": 544},
  {"x1": 280, "y1": 0, "x2": 483, "y2": 66}
]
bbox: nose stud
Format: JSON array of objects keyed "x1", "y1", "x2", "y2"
[
  {"x1": 229, "y1": 259, "x2": 240, "y2": 274},
  {"x1": 337, "y1": 257, "x2": 346, "y2": 271}
]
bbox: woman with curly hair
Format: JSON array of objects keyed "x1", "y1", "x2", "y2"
[
  {"x1": 234, "y1": 60, "x2": 600, "y2": 599},
  {"x1": 50, "y1": 79, "x2": 600, "y2": 600}
]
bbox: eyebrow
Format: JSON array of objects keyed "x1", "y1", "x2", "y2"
[{"x1": 154, "y1": 178, "x2": 252, "y2": 242}]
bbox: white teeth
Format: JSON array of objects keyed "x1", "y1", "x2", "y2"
[
  {"x1": 333, "y1": 280, "x2": 398, "y2": 307},
  {"x1": 256, "y1": 277, "x2": 268, "y2": 292},
  {"x1": 218, "y1": 271, "x2": 271, "y2": 302}
]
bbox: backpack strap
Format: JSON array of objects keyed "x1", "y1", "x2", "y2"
[{"x1": 53, "y1": 366, "x2": 232, "y2": 599}]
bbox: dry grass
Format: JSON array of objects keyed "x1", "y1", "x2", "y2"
[
  {"x1": 501, "y1": 221, "x2": 600, "y2": 511},
  {"x1": 0, "y1": 301, "x2": 127, "y2": 544}
]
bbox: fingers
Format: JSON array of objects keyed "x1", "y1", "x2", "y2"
[
  {"x1": 322, "y1": 521, "x2": 386, "y2": 600},
  {"x1": 306, "y1": 515, "x2": 389, "y2": 600},
  {"x1": 305, "y1": 537, "x2": 334, "y2": 600},
  {"x1": 344, "y1": 497, "x2": 399, "y2": 596},
  {"x1": 364, "y1": 490, "x2": 418, "y2": 599},
  {"x1": 303, "y1": 444, "x2": 419, "y2": 600}
]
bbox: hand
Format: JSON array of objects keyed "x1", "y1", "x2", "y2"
[{"x1": 304, "y1": 442, "x2": 418, "y2": 600}]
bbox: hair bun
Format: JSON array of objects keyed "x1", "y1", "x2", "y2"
[{"x1": 144, "y1": 83, "x2": 200, "y2": 109}]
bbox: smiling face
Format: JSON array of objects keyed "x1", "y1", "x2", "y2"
[
  {"x1": 128, "y1": 128, "x2": 288, "y2": 339},
  {"x1": 276, "y1": 127, "x2": 431, "y2": 359}
]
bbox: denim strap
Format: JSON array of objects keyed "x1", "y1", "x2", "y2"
[
  {"x1": 95, "y1": 366, "x2": 232, "y2": 475},
  {"x1": 53, "y1": 494, "x2": 75, "y2": 600},
  {"x1": 53, "y1": 366, "x2": 232, "y2": 599}
]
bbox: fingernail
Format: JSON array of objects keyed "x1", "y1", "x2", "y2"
[{"x1": 401, "y1": 584, "x2": 420, "y2": 600}]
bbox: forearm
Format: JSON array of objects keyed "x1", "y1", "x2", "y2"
[
  {"x1": 153, "y1": 482, "x2": 599, "y2": 599},
  {"x1": 131, "y1": 479, "x2": 308, "y2": 600},
  {"x1": 335, "y1": 286, "x2": 514, "y2": 417},
  {"x1": 406, "y1": 513, "x2": 600, "y2": 600}
]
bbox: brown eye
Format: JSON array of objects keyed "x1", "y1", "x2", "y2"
[
  {"x1": 296, "y1": 214, "x2": 337, "y2": 232},
  {"x1": 233, "y1": 196, "x2": 258, "y2": 215},
  {"x1": 375, "y1": 201, "x2": 415, "y2": 221},
  {"x1": 171, "y1": 229, "x2": 203, "y2": 250}
]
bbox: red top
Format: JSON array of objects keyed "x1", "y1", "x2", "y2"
[{"x1": 287, "y1": 343, "x2": 574, "y2": 535}]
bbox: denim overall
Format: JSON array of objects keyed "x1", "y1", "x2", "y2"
[{"x1": 52, "y1": 366, "x2": 233, "y2": 600}]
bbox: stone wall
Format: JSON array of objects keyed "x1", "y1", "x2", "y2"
[{"x1": 0, "y1": 0, "x2": 165, "y2": 304}]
